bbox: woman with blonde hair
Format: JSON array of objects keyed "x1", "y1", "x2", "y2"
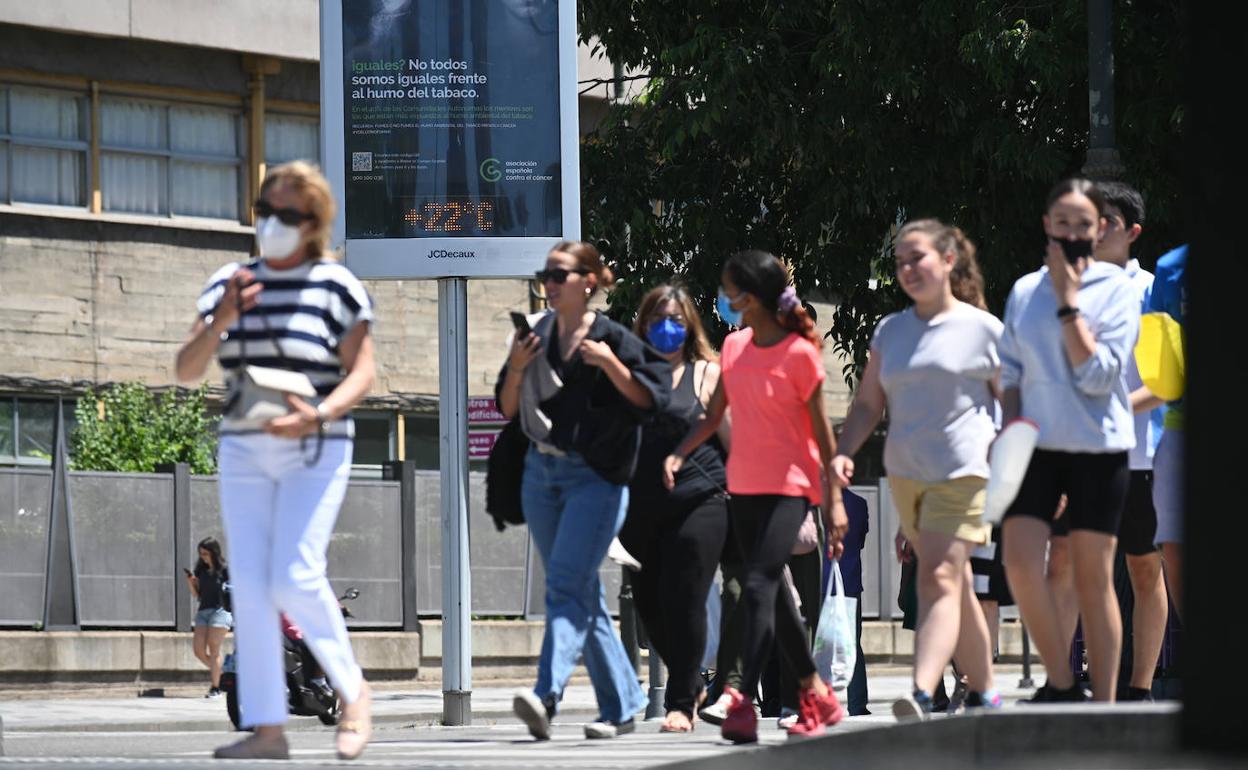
[{"x1": 176, "y1": 161, "x2": 375, "y2": 760}]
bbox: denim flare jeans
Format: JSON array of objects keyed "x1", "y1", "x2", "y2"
[{"x1": 521, "y1": 447, "x2": 646, "y2": 723}]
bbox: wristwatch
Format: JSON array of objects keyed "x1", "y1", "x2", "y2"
[
  {"x1": 1056, "y1": 305, "x2": 1080, "y2": 320},
  {"x1": 315, "y1": 403, "x2": 333, "y2": 433},
  {"x1": 203, "y1": 313, "x2": 229, "y2": 341}
]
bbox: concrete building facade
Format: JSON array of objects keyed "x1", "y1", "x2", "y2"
[{"x1": 0, "y1": 1, "x2": 851, "y2": 472}]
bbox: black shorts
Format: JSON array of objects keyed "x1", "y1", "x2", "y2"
[
  {"x1": 1117, "y1": 470, "x2": 1159, "y2": 556},
  {"x1": 971, "y1": 527, "x2": 1013, "y2": 605},
  {"x1": 1003, "y1": 449, "x2": 1129, "y2": 536}
]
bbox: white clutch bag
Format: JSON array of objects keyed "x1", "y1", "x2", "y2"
[
  {"x1": 983, "y1": 419, "x2": 1040, "y2": 525},
  {"x1": 224, "y1": 365, "x2": 317, "y2": 430}
]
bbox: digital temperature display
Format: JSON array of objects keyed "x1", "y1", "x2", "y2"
[{"x1": 402, "y1": 198, "x2": 495, "y2": 234}]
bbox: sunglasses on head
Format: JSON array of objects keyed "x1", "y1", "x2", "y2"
[
  {"x1": 254, "y1": 199, "x2": 315, "y2": 227},
  {"x1": 535, "y1": 267, "x2": 590, "y2": 284}
]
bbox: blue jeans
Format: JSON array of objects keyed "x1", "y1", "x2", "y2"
[
  {"x1": 522, "y1": 448, "x2": 646, "y2": 723},
  {"x1": 195, "y1": 607, "x2": 233, "y2": 629}
]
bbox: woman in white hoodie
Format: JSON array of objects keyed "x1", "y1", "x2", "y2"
[{"x1": 998, "y1": 178, "x2": 1141, "y2": 703}]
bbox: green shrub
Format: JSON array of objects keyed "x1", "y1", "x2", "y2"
[{"x1": 71, "y1": 383, "x2": 218, "y2": 474}]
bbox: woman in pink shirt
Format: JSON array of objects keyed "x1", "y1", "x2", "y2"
[{"x1": 665, "y1": 250, "x2": 848, "y2": 743}]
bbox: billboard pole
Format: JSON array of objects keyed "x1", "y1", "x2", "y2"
[
  {"x1": 438, "y1": 276, "x2": 472, "y2": 725},
  {"x1": 322, "y1": 0, "x2": 579, "y2": 727}
]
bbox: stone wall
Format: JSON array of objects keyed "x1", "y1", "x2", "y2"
[{"x1": 0, "y1": 211, "x2": 853, "y2": 416}]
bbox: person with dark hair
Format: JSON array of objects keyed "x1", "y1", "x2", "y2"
[
  {"x1": 1044, "y1": 181, "x2": 1161, "y2": 684},
  {"x1": 188, "y1": 536, "x2": 232, "y2": 698},
  {"x1": 831, "y1": 219, "x2": 1001, "y2": 720},
  {"x1": 1091, "y1": 180, "x2": 1169, "y2": 700},
  {"x1": 998, "y1": 179, "x2": 1141, "y2": 703},
  {"x1": 498, "y1": 242, "x2": 671, "y2": 741},
  {"x1": 176, "y1": 162, "x2": 377, "y2": 760},
  {"x1": 618, "y1": 284, "x2": 730, "y2": 733},
  {"x1": 664, "y1": 250, "x2": 847, "y2": 743}
]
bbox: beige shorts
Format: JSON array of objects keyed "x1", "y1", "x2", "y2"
[{"x1": 889, "y1": 475, "x2": 991, "y2": 545}]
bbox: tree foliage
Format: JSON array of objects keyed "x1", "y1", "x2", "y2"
[
  {"x1": 578, "y1": 1, "x2": 1185, "y2": 382},
  {"x1": 71, "y1": 383, "x2": 218, "y2": 474}
]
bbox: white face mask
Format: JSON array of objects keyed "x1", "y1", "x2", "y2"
[{"x1": 255, "y1": 216, "x2": 304, "y2": 260}]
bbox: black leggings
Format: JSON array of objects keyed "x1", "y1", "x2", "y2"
[
  {"x1": 731, "y1": 494, "x2": 817, "y2": 700},
  {"x1": 620, "y1": 493, "x2": 728, "y2": 717}
]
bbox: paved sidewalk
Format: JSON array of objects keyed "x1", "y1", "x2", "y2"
[
  {"x1": 0, "y1": 665, "x2": 1197, "y2": 770},
  {"x1": 0, "y1": 665, "x2": 1050, "y2": 733}
]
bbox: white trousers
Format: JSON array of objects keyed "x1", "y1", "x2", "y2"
[{"x1": 218, "y1": 433, "x2": 363, "y2": 727}]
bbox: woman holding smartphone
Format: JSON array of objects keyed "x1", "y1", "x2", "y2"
[
  {"x1": 187, "y1": 537, "x2": 232, "y2": 698},
  {"x1": 497, "y1": 241, "x2": 670, "y2": 741}
]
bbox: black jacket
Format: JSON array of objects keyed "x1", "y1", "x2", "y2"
[{"x1": 495, "y1": 311, "x2": 671, "y2": 484}]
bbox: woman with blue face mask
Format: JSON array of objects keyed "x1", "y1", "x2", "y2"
[{"x1": 617, "y1": 285, "x2": 732, "y2": 733}]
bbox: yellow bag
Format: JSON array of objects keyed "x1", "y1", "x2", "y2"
[{"x1": 1134, "y1": 312, "x2": 1185, "y2": 401}]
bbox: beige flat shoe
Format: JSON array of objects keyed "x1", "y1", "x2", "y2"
[
  {"x1": 212, "y1": 734, "x2": 289, "y2": 760},
  {"x1": 336, "y1": 681, "x2": 372, "y2": 760}
]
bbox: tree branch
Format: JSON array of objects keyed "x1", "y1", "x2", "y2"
[{"x1": 578, "y1": 73, "x2": 680, "y2": 96}]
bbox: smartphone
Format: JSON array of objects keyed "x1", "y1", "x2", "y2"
[
  {"x1": 1057, "y1": 238, "x2": 1094, "y2": 264},
  {"x1": 510, "y1": 311, "x2": 533, "y2": 339},
  {"x1": 183, "y1": 567, "x2": 193, "y2": 577}
]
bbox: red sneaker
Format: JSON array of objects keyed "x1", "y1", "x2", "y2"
[
  {"x1": 788, "y1": 686, "x2": 845, "y2": 738},
  {"x1": 787, "y1": 689, "x2": 824, "y2": 739},
  {"x1": 720, "y1": 687, "x2": 758, "y2": 744}
]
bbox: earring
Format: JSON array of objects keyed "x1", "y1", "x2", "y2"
[{"x1": 585, "y1": 287, "x2": 592, "y2": 296}]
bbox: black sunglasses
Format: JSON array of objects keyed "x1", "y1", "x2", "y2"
[
  {"x1": 535, "y1": 267, "x2": 590, "y2": 284},
  {"x1": 254, "y1": 199, "x2": 315, "y2": 226}
]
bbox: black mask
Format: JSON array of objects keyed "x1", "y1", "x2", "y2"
[{"x1": 1057, "y1": 238, "x2": 1094, "y2": 264}]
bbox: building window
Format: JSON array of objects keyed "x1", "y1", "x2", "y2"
[
  {"x1": 99, "y1": 96, "x2": 244, "y2": 219},
  {"x1": 0, "y1": 397, "x2": 76, "y2": 466},
  {"x1": 352, "y1": 412, "x2": 395, "y2": 467},
  {"x1": 402, "y1": 413, "x2": 488, "y2": 472},
  {"x1": 265, "y1": 113, "x2": 319, "y2": 166},
  {"x1": 404, "y1": 414, "x2": 440, "y2": 471},
  {"x1": 0, "y1": 86, "x2": 89, "y2": 208}
]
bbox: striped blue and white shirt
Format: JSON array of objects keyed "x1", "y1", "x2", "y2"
[{"x1": 197, "y1": 258, "x2": 375, "y2": 435}]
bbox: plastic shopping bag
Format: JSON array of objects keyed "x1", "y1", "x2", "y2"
[
  {"x1": 812, "y1": 559, "x2": 858, "y2": 691},
  {"x1": 983, "y1": 418, "x2": 1040, "y2": 524}
]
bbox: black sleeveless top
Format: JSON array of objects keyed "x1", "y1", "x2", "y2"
[{"x1": 629, "y1": 361, "x2": 728, "y2": 510}]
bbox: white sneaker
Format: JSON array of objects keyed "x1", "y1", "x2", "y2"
[
  {"x1": 584, "y1": 718, "x2": 635, "y2": 739},
  {"x1": 607, "y1": 538, "x2": 642, "y2": 571},
  {"x1": 513, "y1": 690, "x2": 552, "y2": 740},
  {"x1": 698, "y1": 693, "x2": 733, "y2": 725},
  {"x1": 776, "y1": 707, "x2": 799, "y2": 729}
]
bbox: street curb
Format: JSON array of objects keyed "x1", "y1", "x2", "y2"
[{"x1": 658, "y1": 703, "x2": 1180, "y2": 770}]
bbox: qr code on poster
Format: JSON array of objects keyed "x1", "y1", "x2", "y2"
[{"x1": 352, "y1": 152, "x2": 373, "y2": 172}]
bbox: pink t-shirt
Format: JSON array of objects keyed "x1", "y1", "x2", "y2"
[{"x1": 721, "y1": 329, "x2": 826, "y2": 503}]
